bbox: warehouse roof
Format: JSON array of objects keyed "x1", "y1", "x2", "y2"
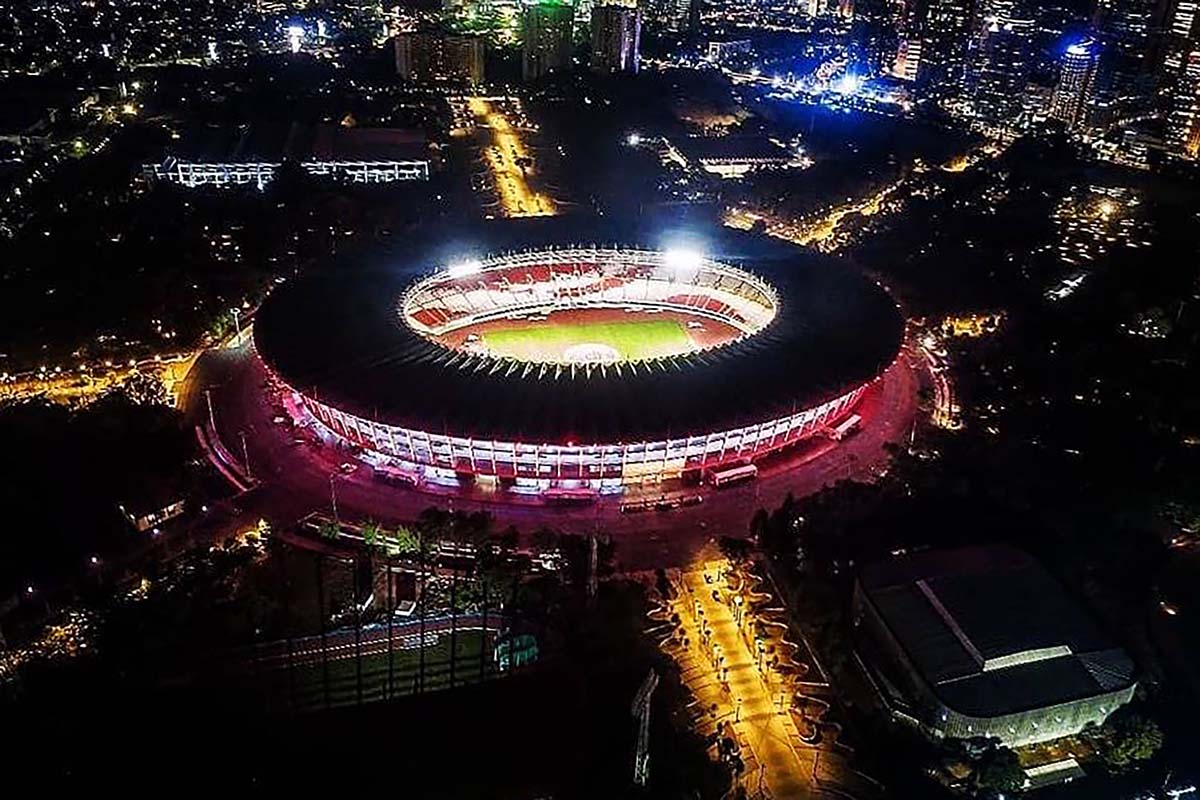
[
  {"x1": 859, "y1": 545, "x2": 1136, "y2": 718},
  {"x1": 672, "y1": 135, "x2": 793, "y2": 164}
]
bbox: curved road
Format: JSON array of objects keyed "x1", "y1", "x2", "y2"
[{"x1": 180, "y1": 340, "x2": 923, "y2": 570}]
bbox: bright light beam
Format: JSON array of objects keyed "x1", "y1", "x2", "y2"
[
  {"x1": 447, "y1": 258, "x2": 484, "y2": 278},
  {"x1": 663, "y1": 248, "x2": 704, "y2": 274}
]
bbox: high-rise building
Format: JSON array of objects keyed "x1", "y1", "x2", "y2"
[
  {"x1": 1027, "y1": 0, "x2": 1087, "y2": 84},
  {"x1": 590, "y1": 1, "x2": 641, "y2": 74},
  {"x1": 854, "y1": 0, "x2": 905, "y2": 73},
  {"x1": 970, "y1": 1, "x2": 1036, "y2": 128},
  {"x1": 893, "y1": 36, "x2": 923, "y2": 81},
  {"x1": 395, "y1": 30, "x2": 486, "y2": 84},
  {"x1": 444, "y1": 34, "x2": 487, "y2": 84},
  {"x1": 1166, "y1": 50, "x2": 1200, "y2": 156},
  {"x1": 1163, "y1": 0, "x2": 1200, "y2": 79},
  {"x1": 1089, "y1": 0, "x2": 1161, "y2": 125},
  {"x1": 916, "y1": 0, "x2": 976, "y2": 97},
  {"x1": 1050, "y1": 38, "x2": 1102, "y2": 128},
  {"x1": 521, "y1": 0, "x2": 575, "y2": 81},
  {"x1": 573, "y1": 0, "x2": 596, "y2": 40},
  {"x1": 644, "y1": 0, "x2": 692, "y2": 31}
]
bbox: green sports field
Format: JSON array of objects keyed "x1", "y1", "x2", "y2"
[{"x1": 482, "y1": 317, "x2": 694, "y2": 362}]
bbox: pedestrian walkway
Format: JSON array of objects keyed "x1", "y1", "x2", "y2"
[{"x1": 674, "y1": 560, "x2": 819, "y2": 799}]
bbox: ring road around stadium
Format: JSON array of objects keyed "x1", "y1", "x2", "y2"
[{"x1": 253, "y1": 221, "x2": 905, "y2": 501}]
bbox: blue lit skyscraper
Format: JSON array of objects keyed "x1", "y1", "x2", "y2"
[{"x1": 1050, "y1": 38, "x2": 1102, "y2": 128}]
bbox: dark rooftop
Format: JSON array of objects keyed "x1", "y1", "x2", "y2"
[
  {"x1": 673, "y1": 135, "x2": 793, "y2": 164},
  {"x1": 254, "y1": 217, "x2": 904, "y2": 443},
  {"x1": 166, "y1": 122, "x2": 427, "y2": 163},
  {"x1": 859, "y1": 545, "x2": 1136, "y2": 717}
]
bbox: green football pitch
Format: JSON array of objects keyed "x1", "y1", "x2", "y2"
[{"x1": 482, "y1": 317, "x2": 694, "y2": 362}]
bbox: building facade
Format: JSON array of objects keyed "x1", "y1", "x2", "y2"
[
  {"x1": 1166, "y1": 50, "x2": 1200, "y2": 156},
  {"x1": 969, "y1": 0, "x2": 1037, "y2": 129},
  {"x1": 1050, "y1": 39, "x2": 1101, "y2": 129},
  {"x1": 590, "y1": 1, "x2": 642, "y2": 74},
  {"x1": 853, "y1": 546, "x2": 1137, "y2": 749},
  {"x1": 1090, "y1": 0, "x2": 1161, "y2": 126},
  {"x1": 916, "y1": 0, "x2": 975, "y2": 97},
  {"x1": 395, "y1": 30, "x2": 486, "y2": 85},
  {"x1": 521, "y1": 0, "x2": 576, "y2": 81}
]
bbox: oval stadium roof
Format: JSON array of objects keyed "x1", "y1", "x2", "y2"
[{"x1": 254, "y1": 217, "x2": 904, "y2": 444}]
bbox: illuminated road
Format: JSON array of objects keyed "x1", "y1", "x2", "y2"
[
  {"x1": 467, "y1": 97, "x2": 556, "y2": 218},
  {"x1": 724, "y1": 177, "x2": 905, "y2": 253},
  {"x1": 674, "y1": 561, "x2": 817, "y2": 798},
  {"x1": 0, "y1": 352, "x2": 199, "y2": 407}
]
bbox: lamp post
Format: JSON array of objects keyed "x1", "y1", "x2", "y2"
[{"x1": 329, "y1": 472, "x2": 342, "y2": 523}]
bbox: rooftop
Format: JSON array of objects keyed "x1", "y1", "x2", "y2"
[
  {"x1": 254, "y1": 217, "x2": 903, "y2": 443},
  {"x1": 672, "y1": 135, "x2": 793, "y2": 164},
  {"x1": 859, "y1": 545, "x2": 1136, "y2": 718},
  {"x1": 165, "y1": 122, "x2": 428, "y2": 164}
]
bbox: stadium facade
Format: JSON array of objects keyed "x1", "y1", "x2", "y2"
[
  {"x1": 254, "y1": 220, "x2": 904, "y2": 497},
  {"x1": 853, "y1": 545, "x2": 1137, "y2": 747}
]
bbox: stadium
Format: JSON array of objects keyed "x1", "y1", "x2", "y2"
[{"x1": 253, "y1": 220, "x2": 905, "y2": 500}]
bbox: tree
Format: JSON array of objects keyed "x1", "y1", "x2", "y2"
[
  {"x1": 973, "y1": 746, "x2": 1024, "y2": 795},
  {"x1": 718, "y1": 536, "x2": 753, "y2": 563},
  {"x1": 361, "y1": 521, "x2": 381, "y2": 547},
  {"x1": 1096, "y1": 709, "x2": 1164, "y2": 772},
  {"x1": 119, "y1": 371, "x2": 168, "y2": 406},
  {"x1": 655, "y1": 568, "x2": 673, "y2": 600},
  {"x1": 319, "y1": 521, "x2": 340, "y2": 540},
  {"x1": 393, "y1": 525, "x2": 420, "y2": 556},
  {"x1": 530, "y1": 526, "x2": 559, "y2": 554}
]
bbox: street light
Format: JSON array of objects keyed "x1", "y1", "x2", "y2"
[
  {"x1": 329, "y1": 472, "x2": 344, "y2": 523},
  {"x1": 735, "y1": 697, "x2": 743, "y2": 722}
]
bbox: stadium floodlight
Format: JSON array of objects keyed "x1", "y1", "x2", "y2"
[
  {"x1": 447, "y1": 258, "x2": 484, "y2": 278},
  {"x1": 663, "y1": 248, "x2": 703, "y2": 275}
]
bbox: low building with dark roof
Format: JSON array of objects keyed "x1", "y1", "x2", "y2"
[
  {"x1": 853, "y1": 545, "x2": 1136, "y2": 747},
  {"x1": 143, "y1": 122, "x2": 431, "y2": 188},
  {"x1": 664, "y1": 135, "x2": 802, "y2": 178}
]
